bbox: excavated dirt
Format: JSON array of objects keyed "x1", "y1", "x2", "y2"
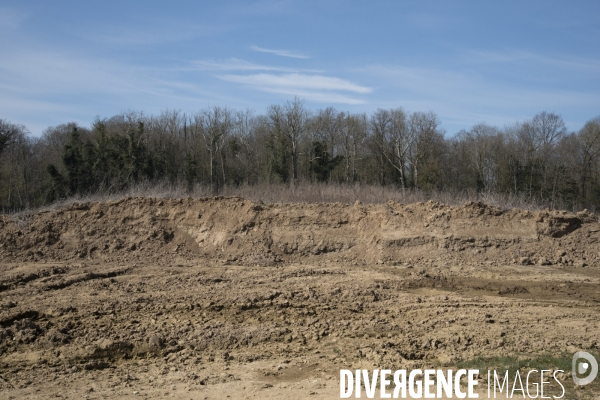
[{"x1": 0, "y1": 197, "x2": 599, "y2": 399}]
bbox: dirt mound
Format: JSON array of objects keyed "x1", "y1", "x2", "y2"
[
  {"x1": 1, "y1": 198, "x2": 600, "y2": 398},
  {"x1": 1, "y1": 197, "x2": 598, "y2": 268}
]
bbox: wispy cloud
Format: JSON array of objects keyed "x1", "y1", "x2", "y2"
[
  {"x1": 362, "y1": 64, "x2": 471, "y2": 99},
  {"x1": 90, "y1": 30, "x2": 194, "y2": 46},
  {"x1": 0, "y1": 51, "x2": 250, "y2": 102},
  {"x1": 470, "y1": 49, "x2": 600, "y2": 73},
  {"x1": 0, "y1": 50, "x2": 249, "y2": 134},
  {"x1": 191, "y1": 58, "x2": 320, "y2": 73},
  {"x1": 219, "y1": 73, "x2": 371, "y2": 93},
  {"x1": 0, "y1": 50, "x2": 142, "y2": 95},
  {"x1": 217, "y1": 73, "x2": 371, "y2": 105},
  {"x1": 85, "y1": 21, "x2": 232, "y2": 46},
  {"x1": 362, "y1": 63, "x2": 600, "y2": 131},
  {"x1": 250, "y1": 45, "x2": 310, "y2": 59},
  {"x1": 260, "y1": 88, "x2": 366, "y2": 105}
]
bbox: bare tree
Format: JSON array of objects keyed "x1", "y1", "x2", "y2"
[
  {"x1": 407, "y1": 111, "x2": 440, "y2": 188},
  {"x1": 340, "y1": 112, "x2": 367, "y2": 183},
  {"x1": 388, "y1": 108, "x2": 411, "y2": 193},
  {"x1": 532, "y1": 112, "x2": 567, "y2": 197},
  {"x1": 0, "y1": 121, "x2": 35, "y2": 209},
  {"x1": 266, "y1": 104, "x2": 289, "y2": 182},
  {"x1": 146, "y1": 109, "x2": 186, "y2": 183},
  {"x1": 510, "y1": 112, "x2": 567, "y2": 198},
  {"x1": 267, "y1": 98, "x2": 309, "y2": 184},
  {"x1": 284, "y1": 98, "x2": 309, "y2": 184},
  {"x1": 0, "y1": 119, "x2": 21, "y2": 157},
  {"x1": 573, "y1": 117, "x2": 600, "y2": 204},
  {"x1": 369, "y1": 108, "x2": 391, "y2": 185},
  {"x1": 195, "y1": 106, "x2": 233, "y2": 194},
  {"x1": 308, "y1": 107, "x2": 345, "y2": 182},
  {"x1": 531, "y1": 111, "x2": 567, "y2": 149},
  {"x1": 457, "y1": 123, "x2": 502, "y2": 193},
  {"x1": 231, "y1": 109, "x2": 260, "y2": 185},
  {"x1": 313, "y1": 107, "x2": 341, "y2": 157}
]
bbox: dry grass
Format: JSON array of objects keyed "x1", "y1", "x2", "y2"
[
  {"x1": 216, "y1": 182, "x2": 557, "y2": 210},
  {"x1": 4, "y1": 180, "x2": 577, "y2": 219}
]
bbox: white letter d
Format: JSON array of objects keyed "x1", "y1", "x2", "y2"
[{"x1": 341, "y1": 370, "x2": 353, "y2": 398}]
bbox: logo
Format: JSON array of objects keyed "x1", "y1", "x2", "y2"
[{"x1": 572, "y1": 351, "x2": 598, "y2": 386}]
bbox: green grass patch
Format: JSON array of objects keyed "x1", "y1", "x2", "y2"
[
  {"x1": 456, "y1": 350, "x2": 600, "y2": 400},
  {"x1": 456, "y1": 352, "x2": 578, "y2": 376}
]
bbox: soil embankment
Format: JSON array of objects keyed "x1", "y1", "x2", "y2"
[{"x1": 1, "y1": 198, "x2": 599, "y2": 399}]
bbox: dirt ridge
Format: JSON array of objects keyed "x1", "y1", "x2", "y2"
[{"x1": 0, "y1": 197, "x2": 597, "y2": 267}]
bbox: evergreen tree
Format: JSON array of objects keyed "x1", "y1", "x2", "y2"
[{"x1": 310, "y1": 141, "x2": 344, "y2": 182}]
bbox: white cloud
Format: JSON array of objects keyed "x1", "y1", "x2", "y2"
[
  {"x1": 250, "y1": 45, "x2": 310, "y2": 59},
  {"x1": 91, "y1": 30, "x2": 193, "y2": 46},
  {"x1": 0, "y1": 50, "x2": 251, "y2": 135},
  {"x1": 0, "y1": 51, "x2": 139, "y2": 95},
  {"x1": 361, "y1": 63, "x2": 600, "y2": 132},
  {"x1": 217, "y1": 73, "x2": 372, "y2": 104},
  {"x1": 364, "y1": 63, "x2": 600, "y2": 109},
  {"x1": 258, "y1": 87, "x2": 365, "y2": 105},
  {"x1": 470, "y1": 49, "x2": 600, "y2": 73},
  {"x1": 218, "y1": 73, "x2": 372, "y2": 94},
  {"x1": 86, "y1": 22, "x2": 230, "y2": 46},
  {"x1": 191, "y1": 58, "x2": 321, "y2": 73},
  {"x1": 363, "y1": 65, "x2": 469, "y2": 94},
  {"x1": 0, "y1": 51, "x2": 230, "y2": 101}
]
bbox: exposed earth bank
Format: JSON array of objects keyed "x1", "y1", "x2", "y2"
[{"x1": 1, "y1": 197, "x2": 599, "y2": 399}]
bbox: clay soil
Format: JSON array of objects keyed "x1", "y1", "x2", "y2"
[{"x1": 1, "y1": 197, "x2": 599, "y2": 399}]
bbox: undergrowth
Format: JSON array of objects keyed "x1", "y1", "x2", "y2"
[{"x1": 4, "y1": 181, "x2": 586, "y2": 217}]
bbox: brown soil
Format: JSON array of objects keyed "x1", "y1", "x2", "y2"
[{"x1": 1, "y1": 197, "x2": 599, "y2": 399}]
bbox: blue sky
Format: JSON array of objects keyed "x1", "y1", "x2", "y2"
[{"x1": 1, "y1": 0, "x2": 599, "y2": 136}]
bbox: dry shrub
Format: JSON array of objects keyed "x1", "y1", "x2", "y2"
[{"x1": 6, "y1": 180, "x2": 578, "y2": 218}]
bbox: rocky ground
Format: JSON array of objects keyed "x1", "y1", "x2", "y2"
[{"x1": 0, "y1": 197, "x2": 599, "y2": 399}]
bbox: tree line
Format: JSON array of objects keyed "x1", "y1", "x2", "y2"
[{"x1": 1, "y1": 98, "x2": 599, "y2": 212}]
